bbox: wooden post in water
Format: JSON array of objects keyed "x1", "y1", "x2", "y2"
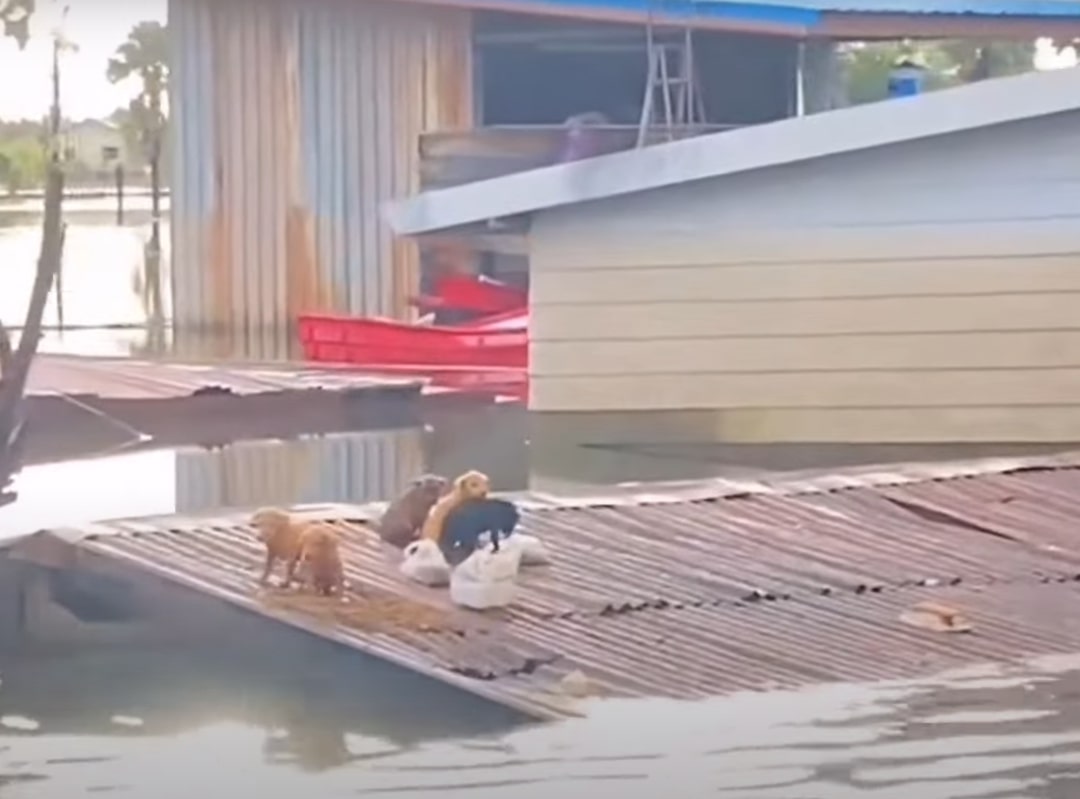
[
  {"x1": 145, "y1": 129, "x2": 164, "y2": 340},
  {"x1": 54, "y1": 222, "x2": 66, "y2": 333},
  {"x1": 115, "y1": 162, "x2": 124, "y2": 225}
]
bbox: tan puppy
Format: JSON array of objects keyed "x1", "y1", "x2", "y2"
[
  {"x1": 293, "y1": 523, "x2": 346, "y2": 597},
  {"x1": 251, "y1": 507, "x2": 304, "y2": 587},
  {"x1": 420, "y1": 470, "x2": 490, "y2": 543}
]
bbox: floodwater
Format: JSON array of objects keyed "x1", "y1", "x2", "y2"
[
  {"x1": 2, "y1": 649, "x2": 1080, "y2": 797},
  {"x1": 4, "y1": 204, "x2": 1080, "y2": 796}
]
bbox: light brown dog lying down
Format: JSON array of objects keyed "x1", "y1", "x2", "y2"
[
  {"x1": 420, "y1": 470, "x2": 490, "y2": 543},
  {"x1": 250, "y1": 508, "x2": 345, "y2": 596}
]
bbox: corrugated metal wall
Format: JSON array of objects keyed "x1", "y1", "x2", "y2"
[
  {"x1": 174, "y1": 430, "x2": 426, "y2": 512},
  {"x1": 168, "y1": 0, "x2": 473, "y2": 342}
]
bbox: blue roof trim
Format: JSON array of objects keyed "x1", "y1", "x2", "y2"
[
  {"x1": 516, "y1": 0, "x2": 822, "y2": 24},
  {"x1": 700, "y1": 0, "x2": 1080, "y2": 18},
  {"x1": 471, "y1": 0, "x2": 1080, "y2": 31}
]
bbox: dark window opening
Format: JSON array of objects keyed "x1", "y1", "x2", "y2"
[{"x1": 473, "y1": 12, "x2": 799, "y2": 128}]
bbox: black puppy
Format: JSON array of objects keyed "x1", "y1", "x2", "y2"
[{"x1": 439, "y1": 498, "x2": 521, "y2": 566}]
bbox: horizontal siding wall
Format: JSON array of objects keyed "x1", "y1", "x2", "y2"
[
  {"x1": 169, "y1": 0, "x2": 472, "y2": 347},
  {"x1": 529, "y1": 111, "x2": 1080, "y2": 442}
]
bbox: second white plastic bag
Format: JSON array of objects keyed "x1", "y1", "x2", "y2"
[
  {"x1": 400, "y1": 539, "x2": 451, "y2": 586},
  {"x1": 450, "y1": 544, "x2": 523, "y2": 610}
]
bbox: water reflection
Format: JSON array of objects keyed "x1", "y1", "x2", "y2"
[
  {"x1": 173, "y1": 429, "x2": 427, "y2": 512},
  {"x1": 0, "y1": 412, "x2": 534, "y2": 538},
  {"x1": 1, "y1": 652, "x2": 1079, "y2": 796},
  {"x1": 0, "y1": 450, "x2": 176, "y2": 540},
  {"x1": 1, "y1": 225, "x2": 165, "y2": 327}
]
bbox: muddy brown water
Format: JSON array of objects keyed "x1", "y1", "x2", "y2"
[
  {"x1": 5, "y1": 214, "x2": 1080, "y2": 797},
  {"x1": 1, "y1": 648, "x2": 1079, "y2": 797}
]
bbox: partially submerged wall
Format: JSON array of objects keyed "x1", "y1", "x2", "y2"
[{"x1": 529, "y1": 111, "x2": 1080, "y2": 442}]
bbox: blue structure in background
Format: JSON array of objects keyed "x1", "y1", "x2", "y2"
[{"x1": 888, "y1": 60, "x2": 927, "y2": 98}]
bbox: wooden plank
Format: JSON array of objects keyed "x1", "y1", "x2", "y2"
[{"x1": 418, "y1": 125, "x2": 733, "y2": 189}]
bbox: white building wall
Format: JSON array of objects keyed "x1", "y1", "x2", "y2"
[{"x1": 529, "y1": 111, "x2": 1080, "y2": 442}]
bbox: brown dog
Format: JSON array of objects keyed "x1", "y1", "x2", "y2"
[
  {"x1": 294, "y1": 523, "x2": 346, "y2": 597},
  {"x1": 375, "y1": 474, "x2": 449, "y2": 548},
  {"x1": 251, "y1": 507, "x2": 304, "y2": 587},
  {"x1": 420, "y1": 470, "x2": 490, "y2": 543}
]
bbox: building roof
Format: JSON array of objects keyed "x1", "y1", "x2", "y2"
[
  {"x1": 386, "y1": 65, "x2": 1080, "y2": 236},
  {"x1": 10, "y1": 449, "x2": 1080, "y2": 720},
  {"x1": 408, "y1": 0, "x2": 1080, "y2": 37},
  {"x1": 728, "y1": 0, "x2": 1080, "y2": 15}
]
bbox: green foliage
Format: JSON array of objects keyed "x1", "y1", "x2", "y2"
[
  {"x1": 0, "y1": 0, "x2": 33, "y2": 50},
  {"x1": 107, "y1": 21, "x2": 168, "y2": 165},
  {"x1": 841, "y1": 40, "x2": 1038, "y2": 106},
  {"x1": 0, "y1": 136, "x2": 46, "y2": 193}
]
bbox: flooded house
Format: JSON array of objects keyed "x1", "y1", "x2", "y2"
[{"x1": 390, "y1": 65, "x2": 1080, "y2": 446}]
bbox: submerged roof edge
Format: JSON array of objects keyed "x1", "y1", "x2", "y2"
[{"x1": 385, "y1": 65, "x2": 1080, "y2": 236}]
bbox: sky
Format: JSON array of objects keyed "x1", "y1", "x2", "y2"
[{"x1": 0, "y1": 0, "x2": 166, "y2": 121}]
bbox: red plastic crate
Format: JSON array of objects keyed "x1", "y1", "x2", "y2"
[{"x1": 297, "y1": 313, "x2": 528, "y2": 369}]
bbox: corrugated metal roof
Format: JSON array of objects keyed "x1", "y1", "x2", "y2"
[
  {"x1": 28, "y1": 355, "x2": 423, "y2": 400},
  {"x1": 387, "y1": 65, "x2": 1080, "y2": 237},
  {"x1": 712, "y1": 0, "x2": 1080, "y2": 17},
  {"x1": 11, "y1": 451, "x2": 1080, "y2": 720}
]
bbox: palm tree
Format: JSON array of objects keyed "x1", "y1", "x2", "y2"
[
  {"x1": 0, "y1": 0, "x2": 34, "y2": 49},
  {"x1": 107, "y1": 21, "x2": 168, "y2": 333}
]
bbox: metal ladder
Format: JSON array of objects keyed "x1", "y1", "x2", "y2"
[{"x1": 636, "y1": 24, "x2": 706, "y2": 148}]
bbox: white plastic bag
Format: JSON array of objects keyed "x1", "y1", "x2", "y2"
[
  {"x1": 503, "y1": 534, "x2": 552, "y2": 567},
  {"x1": 450, "y1": 545, "x2": 523, "y2": 610},
  {"x1": 399, "y1": 539, "x2": 451, "y2": 587}
]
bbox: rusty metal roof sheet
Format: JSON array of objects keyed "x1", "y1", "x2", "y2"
[
  {"x1": 28, "y1": 355, "x2": 524, "y2": 404},
  {"x1": 9, "y1": 453, "x2": 1080, "y2": 721},
  {"x1": 29, "y1": 355, "x2": 424, "y2": 400}
]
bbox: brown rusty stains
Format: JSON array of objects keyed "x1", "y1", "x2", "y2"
[{"x1": 285, "y1": 205, "x2": 326, "y2": 316}]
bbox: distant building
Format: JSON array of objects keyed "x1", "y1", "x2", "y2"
[{"x1": 61, "y1": 119, "x2": 141, "y2": 173}]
